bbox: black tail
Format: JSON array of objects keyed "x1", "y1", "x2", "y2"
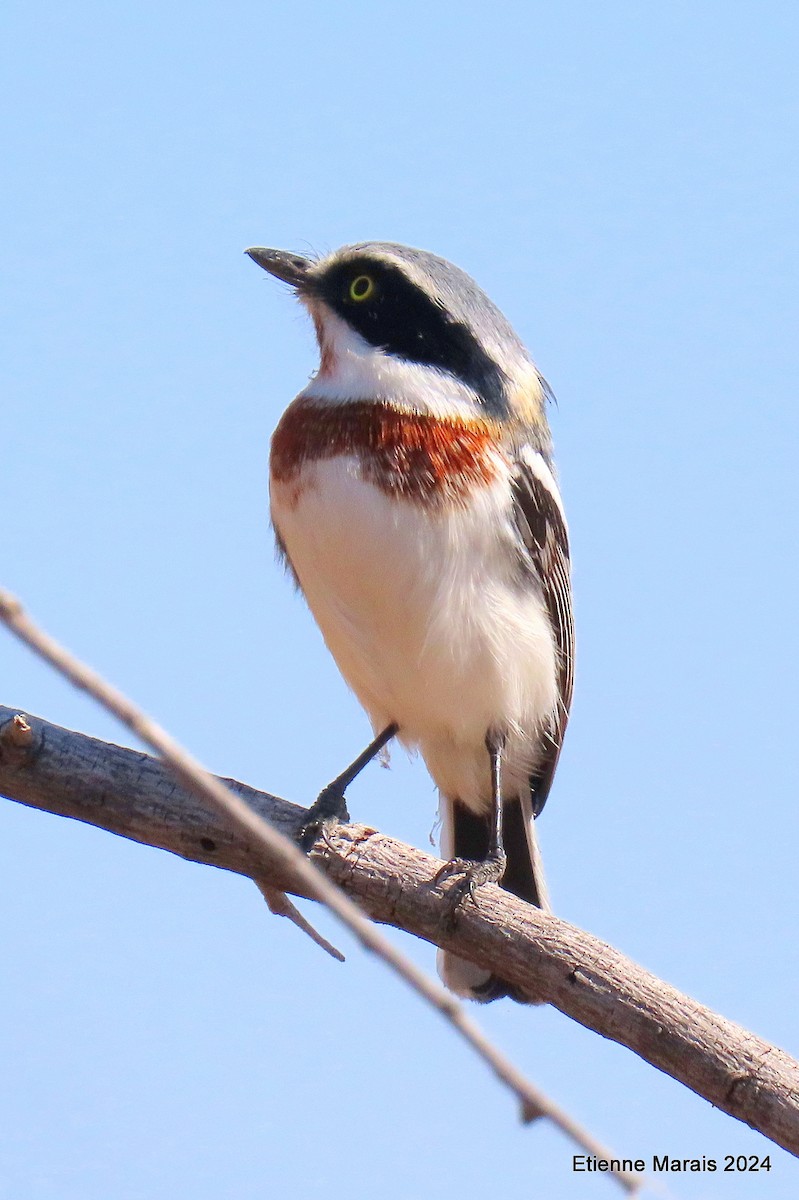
[{"x1": 437, "y1": 795, "x2": 548, "y2": 1003}]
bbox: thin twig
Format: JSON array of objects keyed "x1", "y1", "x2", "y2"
[
  {"x1": 0, "y1": 589, "x2": 642, "y2": 1195},
  {"x1": 255, "y1": 880, "x2": 345, "y2": 962}
]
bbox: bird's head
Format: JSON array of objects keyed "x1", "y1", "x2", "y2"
[{"x1": 246, "y1": 241, "x2": 548, "y2": 426}]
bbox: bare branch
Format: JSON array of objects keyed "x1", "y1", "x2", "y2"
[
  {"x1": 0, "y1": 592, "x2": 641, "y2": 1195},
  {"x1": 1, "y1": 699, "x2": 799, "y2": 1163}
]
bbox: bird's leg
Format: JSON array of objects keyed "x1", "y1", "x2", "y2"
[
  {"x1": 436, "y1": 732, "x2": 508, "y2": 925},
  {"x1": 299, "y1": 723, "x2": 398, "y2": 851},
  {"x1": 485, "y1": 733, "x2": 506, "y2": 866}
]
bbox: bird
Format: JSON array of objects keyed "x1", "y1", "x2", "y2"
[{"x1": 246, "y1": 241, "x2": 574, "y2": 1002}]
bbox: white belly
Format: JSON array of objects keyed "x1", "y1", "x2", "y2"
[{"x1": 271, "y1": 456, "x2": 558, "y2": 811}]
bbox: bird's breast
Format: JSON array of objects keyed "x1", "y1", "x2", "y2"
[
  {"x1": 270, "y1": 397, "x2": 503, "y2": 507},
  {"x1": 269, "y1": 404, "x2": 558, "y2": 802}
]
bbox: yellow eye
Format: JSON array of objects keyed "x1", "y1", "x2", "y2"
[{"x1": 349, "y1": 274, "x2": 375, "y2": 302}]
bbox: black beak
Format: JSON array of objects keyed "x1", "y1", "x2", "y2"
[{"x1": 245, "y1": 246, "x2": 313, "y2": 289}]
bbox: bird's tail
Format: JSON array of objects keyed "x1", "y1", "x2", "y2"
[{"x1": 436, "y1": 793, "x2": 549, "y2": 1003}]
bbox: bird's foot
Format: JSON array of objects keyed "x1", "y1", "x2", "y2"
[
  {"x1": 298, "y1": 784, "x2": 350, "y2": 852},
  {"x1": 434, "y1": 852, "x2": 507, "y2": 932}
]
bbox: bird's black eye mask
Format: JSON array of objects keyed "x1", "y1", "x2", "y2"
[{"x1": 315, "y1": 259, "x2": 510, "y2": 414}]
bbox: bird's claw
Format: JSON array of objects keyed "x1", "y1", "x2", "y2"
[
  {"x1": 298, "y1": 784, "x2": 351, "y2": 852},
  {"x1": 434, "y1": 852, "x2": 507, "y2": 932}
]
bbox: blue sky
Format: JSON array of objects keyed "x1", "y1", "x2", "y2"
[{"x1": 2, "y1": 1, "x2": 799, "y2": 1196}]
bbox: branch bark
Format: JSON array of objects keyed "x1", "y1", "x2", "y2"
[
  {"x1": 1, "y1": 704, "x2": 798, "y2": 1159},
  {"x1": 0, "y1": 589, "x2": 644, "y2": 1195}
]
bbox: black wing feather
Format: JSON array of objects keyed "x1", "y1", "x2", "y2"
[{"x1": 511, "y1": 453, "x2": 575, "y2": 816}]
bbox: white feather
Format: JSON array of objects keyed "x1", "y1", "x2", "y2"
[
  {"x1": 517, "y1": 442, "x2": 567, "y2": 523},
  {"x1": 271, "y1": 453, "x2": 558, "y2": 814}
]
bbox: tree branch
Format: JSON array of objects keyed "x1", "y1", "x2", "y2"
[
  {"x1": 0, "y1": 587, "x2": 643, "y2": 1196},
  {"x1": 1, "y1": 702, "x2": 798, "y2": 1160}
]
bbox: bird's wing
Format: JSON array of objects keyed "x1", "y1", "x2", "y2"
[{"x1": 510, "y1": 446, "x2": 575, "y2": 815}]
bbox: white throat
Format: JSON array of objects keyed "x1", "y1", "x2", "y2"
[{"x1": 300, "y1": 301, "x2": 485, "y2": 419}]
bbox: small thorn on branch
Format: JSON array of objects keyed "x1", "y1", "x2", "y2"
[
  {"x1": 256, "y1": 881, "x2": 346, "y2": 962},
  {"x1": 521, "y1": 1099, "x2": 547, "y2": 1124},
  {"x1": 0, "y1": 713, "x2": 37, "y2": 766},
  {"x1": 2, "y1": 714, "x2": 34, "y2": 747}
]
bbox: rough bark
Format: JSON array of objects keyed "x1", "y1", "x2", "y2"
[{"x1": 1, "y1": 704, "x2": 798, "y2": 1158}]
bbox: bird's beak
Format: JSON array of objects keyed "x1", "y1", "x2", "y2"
[{"x1": 245, "y1": 246, "x2": 313, "y2": 290}]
